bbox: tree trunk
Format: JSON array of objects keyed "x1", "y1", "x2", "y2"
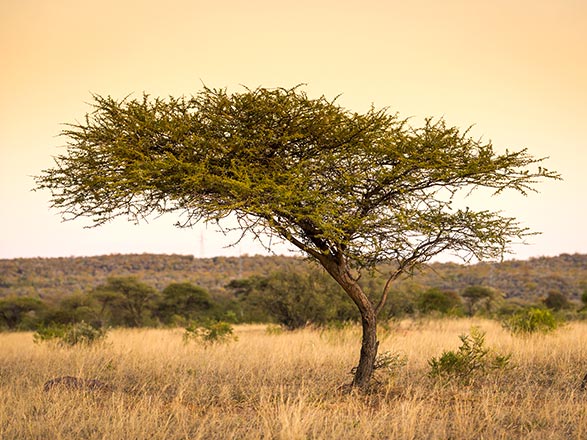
[
  {"x1": 352, "y1": 303, "x2": 379, "y2": 389},
  {"x1": 319, "y1": 256, "x2": 379, "y2": 390}
]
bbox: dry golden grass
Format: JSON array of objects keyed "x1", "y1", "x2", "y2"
[{"x1": 2, "y1": 319, "x2": 587, "y2": 439}]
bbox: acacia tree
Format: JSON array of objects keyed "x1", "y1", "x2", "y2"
[
  {"x1": 35, "y1": 86, "x2": 559, "y2": 389},
  {"x1": 92, "y1": 277, "x2": 160, "y2": 327},
  {"x1": 156, "y1": 282, "x2": 213, "y2": 323}
]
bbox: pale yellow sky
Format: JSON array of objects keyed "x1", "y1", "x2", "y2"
[{"x1": 1, "y1": 0, "x2": 585, "y2": 260}]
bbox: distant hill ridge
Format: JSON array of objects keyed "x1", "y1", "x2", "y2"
[{"x1": 1, "y1": 253, "x2": 586, "y2": 302}]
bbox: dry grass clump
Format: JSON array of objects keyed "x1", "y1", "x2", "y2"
[{"x1": 2, "y1": 319, "x2": 587, "y2": 439}]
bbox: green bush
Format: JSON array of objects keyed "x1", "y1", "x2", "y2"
[
  {"x1": 579, "y1": 290, "x2": 587, "y2": 312},
  {"x1": 542, "y1": 291, "x2": 571, "y2": 311},
  {"x1": 416, "y1": 287, "x2": 464, "y2": 316},
  {"x1": 373, "y1": 351, "x2": 408, "y2": 377},
  {"x1": 156, "y1": 282, "x2": 213, "y2": 324},
  {"x1": 503, "y1": 307, "x2": 560, "y2": 335},
  {"x1": 91, "y1": 276, "x2": 160, "y2": 327},
  {"x1": 0, "y1": 296, "x2": 45, "y2": 330},
  {"x1": 429, "y1": 327, "x2": 510, "y2": 383},
  {"x1": 184, "y1": 320, "x2": 237, "y2": 346},
  {"x1": 33, "y1": 321, "x2": 107, "y2": 347},
  {"x1": 265, "y1": 324, "x2": 285, "y2": 335},
  {"x1": 227, "y1": 268, "x2": 357, "y2": 329}
]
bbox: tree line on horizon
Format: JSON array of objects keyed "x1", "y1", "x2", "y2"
[
  {"x1": 2, "y1": 263, "x2": 587, "y2": 332},
  {"x1": 1, "y1": 253, "x2": 586, "y2": 304}
]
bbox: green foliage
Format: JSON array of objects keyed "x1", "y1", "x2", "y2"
[
  {"x1": 4, "y1": 254, "x2": 587, "y2": 307},
  {"x1": 183, "y1": 320, "x2": 237, "y2": 346},
  {"x1": 225, "y1": 276, "x2": 274, "y2": 323},
  {"x1": 384, "y1": 288, "x2": 417, "y2": 319},
  {"x1": 222, "y1": 310, "x2": 239, "y2": 324},
  {"x1": 580, "y1": 289, "x2": 587, "y2": 313},
  {"x1": 228, "y1": 267, "x2": 356, "y2": 329},
  {"x1": 0, "y1": 296, "x2": 45, "y2": 330},
  {"x1": 416, "y1": 287, "x2": 464, "y2": 316},
  {"x1": 265, "y1": 324, "x2": 285, "y2": 335},
  {"x1": 45, "y1": 292, "x2": 100, "y2": 326},
  {"x1": 373, "y1": 351, "x2": 408, "y2": 378},
  {"x1": 462, "y1": 285, "x2": 499, "y2": 316},
  {"x1": 156, "y1": 282, "x2": 213, "y2": 324},
  {"x1": 33, "y1": 321, "x2": 107, "y2": 347},
  {"x1": 36, "y1": 86, "x2": 558, "y2": 275},
  {"x1": 91, "y1": 277, "x2": 160, "y2": 327},
  {"x1": 503, "y1": 307, "x2": 561, "y2": 335},
  {"x1": 428, "y1": 328, "x2": 510, "y2": 383},
  {"x1": 542, "y1": 290, "x2": 570, "y2": 311}
]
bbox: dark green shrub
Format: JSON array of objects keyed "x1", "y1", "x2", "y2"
[
  {"x1": 184, "y1": 320, "x2": 237, "y2": 345},
  {"x1": 0, "y1": 296, "x2": 45, "y2": 330},
  {"x1": 462, "y1": 285, "x2": 500, "y2": 316},
  {"x1": 34, "y1": 321, "x2": 107, "y2": 347},
  {"x1": 91, "y1": 277, "x2": 160, "y2": 327},
  {"x1": 44, "y1": 292, "x2": 100, "y2": 326},
  {"x1": 542, "y1": 291, "x2": 571, "y2": 311},
  {"x1": 429, "y1": 328, "x2": 510, "y2": 383},
  {"x1": 416, "y1": 287, "x2": 464, "y2": 316},
  {"x1": 227, "y1": 268, "x2": 356, "y2": 329},
  {"x1": 579, "y1": 290, "x2": 587, "y2": 312},
  {"x1": 265, "y1": 324, "x2": 285, "y2": 335},
  {"x1": 384, "y1": 289, "x2": 417, "y2": 318},
  {"x1": 156, "y1": 282, "x2": 213, "y2": 324},
  {"x1": 503, "y1": 307, "x2": 560, "y2": 335}
]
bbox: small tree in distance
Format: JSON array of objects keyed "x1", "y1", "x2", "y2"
[
  {"x1": 156, "y1": 282, "x2": 213, "y2": 324},
  {"x1": 416, "y1": 288, "x2": 463, "y2": 316},
  {"x1": 91, "y1": 276, "x2": 159, "y2": 327},
  {"x1": 462, "y1": 285, "x2": 499, "y2": 316},
  {"x1": 35, "y1": 86, "x2": 559, "y2": 389}
]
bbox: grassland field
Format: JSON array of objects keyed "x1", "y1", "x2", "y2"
[{"x1": 1, "y1": 318, "x2": 587, "y2": 439}]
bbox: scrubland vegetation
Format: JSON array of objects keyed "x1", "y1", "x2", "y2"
[
  {"x1": 2, "y1": 319, "x2": 587, "y2": 439},
  {"x1": 2, "y1": 253, "x2": 587, "y2": 304},
  {"x1": 2, "y1": 253, "x2": 587, "y2": 437},
  {"x1": 2, "y1": 254, "x2": 587, "y2": 333}
]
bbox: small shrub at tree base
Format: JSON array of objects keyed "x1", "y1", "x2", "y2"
[
  {"x1": 428, "y1": 327, "x2": 510, "y2": 384},
  {"x1": 33, "y1": 321, "x2": 107, "y2": 347},
  {"x1": 351, "y1": 350, "x2": 408, "y2": 385},
  {"x1": 375, "y1": 351, "x2": 408, "y2": 379},
  {"x1": 184, "y1": 321, "x2": 237, "y2": 346},
  {"x1": 503, "y1": 307, "x2": 560, "y2": 335}
]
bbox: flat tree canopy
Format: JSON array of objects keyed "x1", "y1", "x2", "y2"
[{"x1": 36, "y1": 86, "x2": 559, "y2": 388}]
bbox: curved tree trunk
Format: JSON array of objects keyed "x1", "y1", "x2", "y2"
[
  {"x1": 352, "y1": 302, "x2": 379, "y2": 389},
  {"x1": 319, "y1": 256, "x2": 379, "y2": 389}
]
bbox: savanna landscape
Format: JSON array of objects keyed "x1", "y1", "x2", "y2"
[
  {"x1": 2, "y1": 318, "x2": 587, "y2": 439},
  {"x1": 3, "y1": 0, "x2": 587, "y2": 438},
  {"x1": 2, "y1": 253, "x2": 587, "y2": 439}
]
